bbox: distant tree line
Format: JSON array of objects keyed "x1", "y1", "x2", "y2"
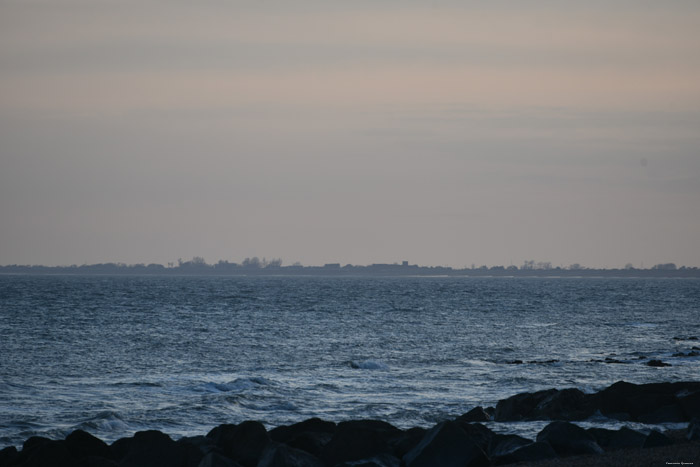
[{"x1": 0, "y1": 258, "x2": 698, "y2": 277}]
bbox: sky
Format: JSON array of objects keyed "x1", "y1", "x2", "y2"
[{"x1": 1, "y1": 1, "x2": 699, "y2": 268}]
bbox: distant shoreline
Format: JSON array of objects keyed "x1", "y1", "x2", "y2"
[{"x1": 1, "y1": 262, "x2": 699, "y2": 278}]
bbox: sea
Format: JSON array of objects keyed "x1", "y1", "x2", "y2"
[{"x1": 1, "y1": 275, "x2": 699, "y2": 448}]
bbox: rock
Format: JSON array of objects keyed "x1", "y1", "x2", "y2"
[
  {"x1": 118, "y1": 430, "x2": 189, "y2": 467},
  {"x1": 454, "y1": 423, "x2": 495, "y2": 453},
  {"x1": 197, "y1": 451, "x2": 242, "y2": 467},
  {"x1": 285, "y1": 431, "x2": 332, "y2": 458},
  {"x1": 492, "y1": 441, "x2": 557, "y2": 465},
  {"x1": 687, "y1": 418, "x2": 700, "y2": 441},
  {"x1": 638, "y1": 404, "x2": 686, "y2": 423},
  {"x1": 20, "y1": 439, "x2": 76, "y2": 467},
  {"x1": 65, "y1": 429, "x2": 114, "y2": 461},
  {"x1": 257, "y1": 442, "x2": 324, "y2": 467},
  {"x1": 389, "y1": 427, "x2": 426, "y2": 459},
  {"x1": 536, "y1": 421, "x2": 603, "y2": 456},
  {"x1": 0, "y1": 446, "x2": 18, "y2": 465},
  {"x1": 494, "y1": 388, "x2": 590, "y2": 421},
  {"x1": 337, "y1": 453, "x2": 400, "y2": 467},
  {"x1": 457, "y1": 407, "x2": 491, "y2": 422},
  {"x1": 320, "y1": 420, "x2": 401, "y2": 466},
  {"x1": 487, "y1": 433, "x2": 531, "y2": 458},
  {"x1": 587, "y1": 427, "x2": 646, "y2": 451},
  {"x1": 494, "y1": 389, "x2": 558, "y2": 421},
  {"x1": 678, "y1": 390, "x2": 700, "y2": 419},
  {"x1": 643, "y1": 430, "x2": 673, "y2": 448},
  {"x1": 178, "y1": 435, "x2": 218, "y2": 458},
  {"x1": 268, "y1": 419, "x2": 336, "y2": 444},
  {"x1": 402, "y1": 420, "x2": 489, "y2": 467},
  {"x1": 206, "y1": 421, "x2": 269, "y2": 467},
  {"x1": 647, "y1": 359, "x2": 672, "y2": 367},
  {"x1": 587, "y1": 381, "x2": 698, "y2": 422}
]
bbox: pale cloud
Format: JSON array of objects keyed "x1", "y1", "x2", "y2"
[{"x1": 1, "y1": 1, "x2": 699, "y2": 267}]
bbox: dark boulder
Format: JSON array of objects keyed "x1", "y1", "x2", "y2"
[
  {"x1": 0, "y1": 446, "x2": 18, "y2": 466},
  {"x1": 495, "y1": 389, "x2": 556, "y2": 421},
  {"x1": 486, "y1": 433, "x2": 531, "y2": 459},
  {"x1": 587, "y1": 427, "x2": 646, "y2": 451},
  {"x1": 687, "y1": 418, "x2": 700, "y2": 441},
  {"x1": 457, "y1": 407, "x2": 491, "y2": 423},
  {"x1": 588, "y1": 381, "x2": 691, "y2": 422},
  {"x1": 647, "y1": 360, "x2": 672, "y2": 367},
  {"x1": 118, "y1": 430, "x2": 190, "y2": 467},
  {"x1": 638, "y1": 404, "x2": 686, "y2": 423},
  {"x1": 389, "y1": 427, "x2": 426, "y2": 459},
  {"x1": 492, "y1": 441, "x2": 557, "y2": 465},
  {"x1": 197, "y1": 451, "x2": 242, "y2": 467},
  {"x1": 20, "y1": 439, "x2": 76, "y2": 467},
  {"x1": 257, "y1": 442, "x2": 324, "y2": 467},
  {"x1": 269, "y1": 419, "x2": 336, "y2": 444},
  {"x1": 453, "y1": 423, "x2": 495, "y2": 453},
  {"x1": 206, "y1": 421, "x2": 269, "y2": 467},
  {"x1": 285, "y1": 432, "x2": 332, "y2": 458},
  {"x1": 494, "y1": 388, "x2": 590, "y2": 421},
  {"x1": 402, "y1": 420, "x2": 489, "y2": 467},
  {"x1": 320, "y1": 420, "x2": 401, "y2": 466},
  {"x1": 65, "y1": 429, "x2": 114, "y2": 461},
  {"x1": 678, "y1": 390, "x2": 700, "y2": 419},
  {"x1": 643, "y1": 430, "x2": 673, "y2": 449},
  {"x1": 336, "y1": 453, "x2": 400, "y2": 467},
  {"x1": 536, "y1": 421, "x2": 603, "y2": 457}
]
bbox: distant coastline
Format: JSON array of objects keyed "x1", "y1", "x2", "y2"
[{"x1": 1, "y1": 259, "x2": 699, "y2": 277}]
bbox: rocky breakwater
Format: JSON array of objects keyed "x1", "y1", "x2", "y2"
[{"x1": 2, "y1": 381, "x2": 700, "y2": 467}]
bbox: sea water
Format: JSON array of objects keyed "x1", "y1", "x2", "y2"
[{"x1": 1, "y1": 275, "x2": 699, "y2": 446}]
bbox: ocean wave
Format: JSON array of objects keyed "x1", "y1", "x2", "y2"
[
  {"x1": 201, "y1": 377, "x2": 274, "y2": 393},
  {"x1": 349, "y1": 360, "x2": 389, "y2": 370},
  {"x1": 75, "y1": 411, "x2": 129, "y2": 432}
]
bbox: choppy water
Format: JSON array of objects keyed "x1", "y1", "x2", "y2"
[{"x1": 1, "y1": 275, "x2": 699, "y2": 447}]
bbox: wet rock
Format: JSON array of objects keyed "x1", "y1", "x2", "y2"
[
  {"x1": 587, "y1": 426, "x2": 646, "y2": 451},
  {"x1": 268, "y1": 418, "x2": 336, "y2": 444},
  {"x1": 389, "y1": 427, "x2": 426, "y2": 459},
  {"x1": 678, "y1": 390, "x2": 700, "y2": 419},
  {"x1": 320, "y1": 420, "x2": 401, "y2": 466},
  {"x1": 402, "y1": 420, "x2": 489, "y2": 467},
  {"x1": 494, "y1": 388, "x2": 590, "y2": 421},
  {"x1": 505, "y1": 360, "x2": 523, "y2": 365},
  {"x1": 178, "y1": 435, "x2": 219, "y2": 458},
  {"x1": 487, "y1": 433, "x2": 531, "y2": 458},
  {"x1": 337, "y1": 452, "x2": 400, "y2": 467},
  {"x1": 492, "y1": 441, "x2": 557, "y2": 465},
  {"x1": 197, "y1": 451, "x2": 242, "y2": 467},
  {"x1": 454, "y1": 423, "x2": 495, "y2": 453},
  {"x1": 536, "y1": 421, "x2": 603, "y2": 456},
  {"x1": 638, "y1": 404, "x2": 686, "y2": 423},
  {"x1": 257, "y1": 442, "x2": 324, "y2": 467},
  {"x1": 647, "y1": 359, "x2": 672, "y2": 367},
  {"x1": 285, "y1": 431, "x2": 332, "y2": 458},
  {"x1": 494, "y1": 389, "x2": 557, "y2": 421},
  {"x1": 587, "y1": 381, "x2": 694, "y2": 422},
  {"x1": 118, "y1": 430, "x2": 189, "y2": 467},
  {"x1": 65, "y1": 429, "x2": 114, "y2": 461},
  {"x1": 687, "y1": 418, "x2": 700, "y2": 441},
  {"x1": 457, "y1": 406, "x2": 491, "y2": 422},
  {"x1": 206, "y1": 421, "x2": 269, "y2": 467},
  {"x1": 642, "y1": 430, "x2": 673, "y2": 448},
  {"x1": 0, "y1": 446, "x2": 18, "y2": 465},
  {"x1": 21, "y1": 439, "x2": 75, "y2": 467}
]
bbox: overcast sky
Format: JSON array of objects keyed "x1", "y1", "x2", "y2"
[{"x1": 1, "y1": 1, "x2": 699, "y2": 268}]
